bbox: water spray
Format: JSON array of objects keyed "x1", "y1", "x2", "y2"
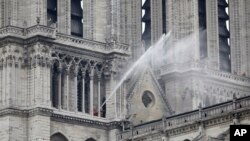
[{"x1": 99, "y1": 32, "x2": 172, "y2": 116}]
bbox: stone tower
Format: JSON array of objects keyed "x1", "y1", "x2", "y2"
[
  {"x1": 229, "y1": 0, "x2": 250, "y2": 77},
  {"x1": 0, "y1": 0, "x2": 250, "y2": 140},
  {"x1": 141, "y1": 0, "x2": 250, "y2": 113},
  {"x1": 0, "y1": 0, "x2": 139, "y2": 140}
]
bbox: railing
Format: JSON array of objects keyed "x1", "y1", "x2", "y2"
[
  {"x1": 0, "y1": 25, "x2": 130, "y2": 55},
  {"x1": 26, "y1": 25, "x2": 55, "y2": 38},
  {"x1": 160, "y1": 62, "x2": 250, "y2": 85},
  {"x1": 118, "y1": 96, "x2": 250, "y2": 140},
  {"x1": 0, "y1": 26, "x2": 24, "y2": 38},
  {"x1": 0, "y1": 25, "x2": 55, "y2": 39},
  {"x1": 55, "y1": 33, "x2": 130, "y2": 54}
]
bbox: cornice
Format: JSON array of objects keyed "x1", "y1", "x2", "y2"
[
  {"x1": 0, "y1": 26, "x2": 130, "y2": 62},
  {"x1": 0, "y1": 107, "x2": 122, "y2": 130}
]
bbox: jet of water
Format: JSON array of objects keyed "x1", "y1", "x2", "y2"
[{"x1": 99, "y1": 32, "x2": 172, "y2": 113}]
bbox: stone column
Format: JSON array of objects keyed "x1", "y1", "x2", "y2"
[
  {"x1": 97, "y1": 73, "x2": 101, "y2": 117},
  {"x1": 89, "y1": 68, "x2": 94, "y2": 116},
  {"x1": 73, "y1": 66, "x2": 79, "y2": 112},
  {"x1": 119, "y1": 86, "x2": 122, "y2": 118},
  {"x1": 58, "y1": 64, "x2": 62, "y2": 110},
  {"x1": 65, "y1": 67, "x2": 70, "y2": 110},
  {"x1": 0, "y1": 61, "x2": 2, "y2": 106},
  {"x1": 2, "y1": 60, "x2": 6, "y2": 106},
  {"x1": 46, "y1": 60, "x2": 51, "y2": 107},
  {"x1": 58, "y1": 0, "x2": 71, "y2": 34},
  {"x1": 15, "y1": 61, "x2": 20, "y2": 106},
  {"x1": 81, "y1": 68, "x2": 86, "y2": 113},
  {"x1": 6, "y1": 58, "x2": 13, "y2": 106},
  {"x1": 114, "y1": 87, "x2": 117, "y2": 118}
]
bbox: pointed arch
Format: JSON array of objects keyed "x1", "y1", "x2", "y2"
[
  {"x1": 51, "y1": 133, "x2": 68, "y2": 141},
  {"x1": 85, "y1": 138, "x2": 96, "y2": 141}
]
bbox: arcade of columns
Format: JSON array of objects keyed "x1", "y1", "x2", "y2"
[
  {"x1": 0, "y1": 41, "x2": 127, "y2": 119},
  {"x1": 51, "y1": 54, "x2": 105, "y2": 117},
  {"x1": 50, "y1": 51, "x2": 127, "y2": 118}
]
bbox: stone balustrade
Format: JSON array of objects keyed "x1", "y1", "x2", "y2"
[
  {"x1": 160, "y1": 62, "x2": 250, "y2": 85},
  {"x1": 0, "y1": 25, "x2": 55, "y2": 39},
  {"x1": 56, "y1": 33, "x2": 129, "y2": 54},
  {"x1": 118, "y1": 95, "x2": 250, "y2": 140},
  {"x1": 0, "y1": 25, "x2": 130, "y2": 55},
  {"x1": 0, "y1": 26, "x2": 24, "y2": 38},
  {"x1": 26, "y1": 25, "x2": 56, "y2": 38}
]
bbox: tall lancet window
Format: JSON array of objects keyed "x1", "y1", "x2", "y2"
[
  {"x1": 142, "y1": 0, "x2": 151, "y2": 50},
  {"x1": 218, "y1": 0, "x2": 230, "y2": 72},
  {"x1": 198, "y1": 0, "x2": 208, "y2": 59},
  {"x1": 71, "y1": 0, "x2": 83, "y2": 37},
  {"x1": 51, "y1": 62, "x2": 59, "y2": 108},
  {"x1": 77, "y1": 70, "x2": 83, "y2": 112},
  {"x1": 162, "y1": 0, "x2": 166, "y2": 34},
  {"x1": 47, "y1": 0, "x2": 57, "y2": 26}
]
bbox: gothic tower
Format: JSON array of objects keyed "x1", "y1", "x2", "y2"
[
  {"x1": 140, "y1": 0, "x2": 250, "y2": 113},
  {"x1": 0, "y1": 0, "x2": 135, "y2": 140}
]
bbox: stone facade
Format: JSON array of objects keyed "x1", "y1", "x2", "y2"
[
  {"x1": 0, "y1": 0, "x2": 250, "y2": 141},
  {"x1": 118, "y1": 96, "x2": 250, "y2": 141}
]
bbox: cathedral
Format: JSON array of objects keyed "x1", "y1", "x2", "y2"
[{"x1": 0, "y1": 0, "x2": 250, "y2": 141}]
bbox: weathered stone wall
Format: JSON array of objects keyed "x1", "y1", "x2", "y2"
[
  {"x1": 163, "y1": 70, "x2": 250, "y2": 114},
  {"x1": 228, "y1": 0, "x2": 250, "y2": 77},
  {"x1": 0, "y1": 116, "x2": 10, "y2": 141},
  {"x1": 50, "y1": 120, "x2": 109, "y2": 141},
  {"x1": 28, "y1": 115, "x2": 51, "y2": 141},
  {"x1": 9, "y1": 116, "x2": 28, "y2": 141}
]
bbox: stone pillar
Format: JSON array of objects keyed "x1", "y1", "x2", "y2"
[
  {"x1": 28, "y1": 115, "x2": 50, "y2": 141},
  {"x1": 73, "y1": 66, "x2": 79, "y2": 112},
  {"x1": 58, "y1": 0, "x2": 71, "y2": 34},
  {"x1": 89, "y1": 68, "x2": 94, "y2": 116},
  {"x1": 14, "y1": 61, "x2": 19, "y2": 106},
  {"x1": 58, "y1": 64, "x2": 62, "y2": 110},
  {"x1": 64, "y1": 67, "x2": 70, "y2": 110},
  {"x1": 0, "y1": 61, "x2": 2, "y2": 106},
  {"x1": 114, "y1": 86, "x2": 117, "y2": 118},
  {"x1": 97, "y1": 73, "x2": 101, "y2": 117},
  {"x1": 81, "y1": 68, "x2": 86, "y2": 113},
  {"x1": 6, "y1": 58, "x2": 13, "y2": 106},
  {"x1": 119, "y1": 86, "x2": 122, "y2": 118},
  {"x1": 2, "y1": 60, "x2": 6, "y2": 107},
  {"x1": 46, "y1": 60, "x2": 51, "y2": 107}
]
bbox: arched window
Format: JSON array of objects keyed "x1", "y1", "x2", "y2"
[
  {"x1": 51, "y1": 133, "x2": 68, "y2": 141},
  {"x1": 47, "y1": 0, "x2": 57, "y2": 26},
  {"x1": 71, "y1": 0, "x2": 83, "y2": 37},
  {"x1": 51, "y1": 61, "x2": 60, "y2": 108},
  {"x1": 184, "y1": 139, "x2": 191, "y2": 141},
  {"x1": 142, "y1": 0, "x2": 151, "y2": 49},
  {"x1": 86, "y1": 138, "x2": 96, "y2": 141}
]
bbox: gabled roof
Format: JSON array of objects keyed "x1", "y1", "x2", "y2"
[{"x1": 126, "y1": 64, "x2": 173, "y2": 114}]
